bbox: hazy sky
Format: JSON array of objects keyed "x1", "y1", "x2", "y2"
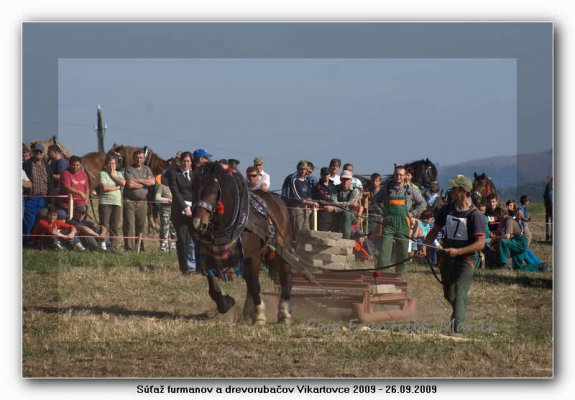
[
  {"x1": 56, "y1": 57, "x2": 516, "y2": 190},
  {"x1": 22, "y1": 23, "x2": 552, "y2": 191}
]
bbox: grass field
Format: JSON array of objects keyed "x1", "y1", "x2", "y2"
[{"x1": 22, "y1": 205, "x2": 553, "y2": 378}]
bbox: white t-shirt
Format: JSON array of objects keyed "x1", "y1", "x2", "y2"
[{"x1": 257, "y1": 170, "x2": 271, "y2": 189}]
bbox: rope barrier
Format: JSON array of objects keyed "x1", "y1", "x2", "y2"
[
  {"x1": 23, "y1": 233, "x2": 177, "y2": 242},
  {"x1": 23, "y1": 194, "x2": 174, "y2": 205}
]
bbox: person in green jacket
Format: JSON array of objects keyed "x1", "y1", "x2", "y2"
[{"x1": 373, "y1": 165, "x2": 427, "y2": 279}]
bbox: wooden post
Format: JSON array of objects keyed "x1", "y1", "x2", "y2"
[
  {"x1": 312, "y1": 207, "x2": 317, "y2": 231},
  {"x1": 137, "y1": 234, "x2": 143, "y2": 254},
  {"x1": 68, "y1": 194, "x2": 74, "y2": 220}
]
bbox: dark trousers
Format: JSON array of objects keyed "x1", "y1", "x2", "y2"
[
  {"x1": 332, "y1": 210, "x2": 357, "y2": 239},
  {"x1": 317, "y1": 210, "x2": 333, "y2": 232},
  {"x1": 439, "y1": 254, "x2": 477, "y2": 333},
  {"x1": 172, "y1": 212, "x2": 194, "y2": 274}
]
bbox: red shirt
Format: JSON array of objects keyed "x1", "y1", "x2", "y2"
[
  {"x1": 32, "y1": 218, "x2": 76, "y2": 236},
  {"x1": 353, "y1": 241, "x2": 370, "y2": 261},
  {"x1": 59, "y1": 169, "x2": 89, "y2": 208}
]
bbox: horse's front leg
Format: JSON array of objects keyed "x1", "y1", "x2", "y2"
[
  {"x1": 243, "y1": 258, "x2": 266, "y2": 325},
  {"x1": 207, "y1": 274, "x2": 235, "y2": 314},
  {"x1": 276, "y1": 259, "x2": 292, "y2": 324}
]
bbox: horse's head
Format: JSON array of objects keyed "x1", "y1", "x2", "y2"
[
  {"x1": 191, "y1": 163, "x2": 224, "y2": 236},
  {"x1": 106, "y1": 144, "x2": 125, "y2": 167},
  {"x1": 471, "y1": 172, "x2": 488, "y2": 206},
  {"x1": 409, "y1": 159, "x2": 437, "y2": 188}
]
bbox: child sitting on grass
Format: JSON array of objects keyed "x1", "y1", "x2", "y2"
[
  {"x1": 32, "y1": 205, "x2": 85, "y2": 251},
  {"x1": 68, "y1": 206, "x2": 108, "y2": 251}
]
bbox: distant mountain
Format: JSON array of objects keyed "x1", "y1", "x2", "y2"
[{"x1": 437, "y1": 149, "x2": 552, "y2": 202}]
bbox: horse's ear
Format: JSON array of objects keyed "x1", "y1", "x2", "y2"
[
  {"x1": 481, "y1": 173, "x2": 486, "y2": 178},
  {"x1": 474, "y1": 172, "x2": 477, "y2": 178},
  {"x1": 425, "y1": 158, "x2": 429, "y2": 163}
]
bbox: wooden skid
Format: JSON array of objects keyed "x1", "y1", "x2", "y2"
[{"x1": 274, "y1": 271, "x2": 416, "y2": 322}]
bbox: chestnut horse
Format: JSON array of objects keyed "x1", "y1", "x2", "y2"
[
  {"x1": 81, "y1": 145, "x2": 167, "y2": 190},
  {"x1": 80, "y1": 145, "x2": 168, "y2": 234},
  {"x1": 190, "y1": 162, "x2": 313, "y2": 325}
]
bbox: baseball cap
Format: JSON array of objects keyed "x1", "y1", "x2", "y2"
[
  {"x1": 193, "y1": 149, "x2": 213, "y2": 159},
  {"x1": 253, "y1": 156, "x2": 264, "y2": 165},
  {"x1": 341, "y1": 170, "x2": 353, "y2": 180},
  {"x1": 32, "y1": 143, "x2": 45, "y2": 152},
  {"x1": 447, "y1": 174, "x2": 473, "y2": 192}
]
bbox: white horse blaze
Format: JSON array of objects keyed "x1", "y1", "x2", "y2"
[{"x1": 192, "y1": 217, "x2": 201, "y2": 230}]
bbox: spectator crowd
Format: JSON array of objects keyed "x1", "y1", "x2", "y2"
[{"x1": 22, "y1": 142, "x2": 549, "y2": 278}]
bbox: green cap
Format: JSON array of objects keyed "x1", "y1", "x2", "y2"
[{"x1": 448, "y1": 174, "x2": 473, "y2": 192}]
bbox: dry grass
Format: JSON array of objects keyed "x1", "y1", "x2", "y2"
[{"x1": 22, "y1": 206, "x2": 553, "y2": 378}]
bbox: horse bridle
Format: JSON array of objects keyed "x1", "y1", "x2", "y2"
[
  {"x1": 143, "y1": 146, "x2": 152, "y2": 167},
  {"x1": 110, "y1": 149, "x2": 123, "y2": 166},
  {"x1": 194, "y1": 175, "x2": 222, "y2": 216},
  {"x1": 193, "y1": 169, "x2": 248, "y2": 246}
]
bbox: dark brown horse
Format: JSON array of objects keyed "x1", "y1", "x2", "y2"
[
  {"x1": 406, "y1": 158, "x2": 439, "y2": 196},
  {"x1": 471, "y1": 172, "x2": 499, "y2": 206},
  {"x1": 378, "y1": 159, "x2": 439, "y2": 199},
  {"x1": 190, "y1": 162, "x2": 311, "y2": 325}
]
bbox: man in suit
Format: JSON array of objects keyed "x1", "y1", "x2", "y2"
[{"x1": 167, "y1": 151, "x2": 195, "y2": 275}]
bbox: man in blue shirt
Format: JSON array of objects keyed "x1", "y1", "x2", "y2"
[
  {"x1": 281, "y1": 160, "x2": 318, "y2": 233},
  {"x1": 47, "y1": 144, "x2": 69, "y2": 191}
]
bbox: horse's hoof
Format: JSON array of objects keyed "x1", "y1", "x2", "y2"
[
  {"x1": 253, "y1": 303, "x2": 266, "y2": 325},
  {"x1": 243, "y1": 296, "x2": 255, "y2": 322},
  {"x1": 217, "y1": 295, "x2": 236, "y2": 314},
  {"x1": 277, "y1": 300, "x2": 292, "y2": 324}
]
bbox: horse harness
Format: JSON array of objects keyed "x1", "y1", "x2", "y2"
[{"x1": 194, "y1": 171, "x2": 250, "y2": 248}]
